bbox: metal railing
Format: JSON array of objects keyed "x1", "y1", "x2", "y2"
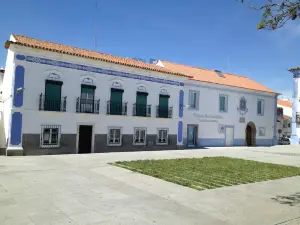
[
  {"x1": 39, "y1": 94, "x2": 67, "y2": 112},
  {"x1": 76, "y1": 98, "x2": 100, "y2": 114},
  {"x1": 156, "y1": 106, "x2": 173, "y2": 118},
  {"x1": 133, "y1": 104, "x2": 151, "y2": 117},
  {"x1": 106, "y1": 101, "x2": 127, "y2": 115}
]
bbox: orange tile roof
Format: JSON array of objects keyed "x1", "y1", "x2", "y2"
[
  {"x1": 278, "y1": 99, "x2": 292, "y2": 108},
  {"x1": 4, "y1": 34, "x2": 191, "y2": 78},
  {"x1": 160, "y1": 60, "x2": 278, "y2": 94}
]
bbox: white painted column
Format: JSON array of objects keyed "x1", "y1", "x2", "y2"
[{"x1": 290, "y1": 69, "x2": 300, "y2": 145}]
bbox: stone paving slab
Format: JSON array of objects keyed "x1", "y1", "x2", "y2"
[{"x1": 0, "y1": 146, "x2": 299, "y2": 224}]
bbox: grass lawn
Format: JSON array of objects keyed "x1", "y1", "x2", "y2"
[{"x1": 113, "y1": 157, "x2": 300, "y2": 191}]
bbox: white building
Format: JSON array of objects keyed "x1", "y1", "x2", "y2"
[
  {"x1": 0, "y1": 34, "x2": 278, "y2": 155},
  {"x1": 277, "y1": 99, "x2": 292, "y2": 138},
  {"x1": 154, "y1": 60, "x2": 278, "y2": 147}
]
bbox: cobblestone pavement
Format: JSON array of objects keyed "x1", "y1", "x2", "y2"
[{"x1": 0, "y1": 146, "x2": 300, "y2": 225}]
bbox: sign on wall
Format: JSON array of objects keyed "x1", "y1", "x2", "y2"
[
  {"x1": 219, "y1": 124, "x2": 225, "y2": 133},
  {"x1": 239, "y1": 117, "x2": 246, "y2": 123},
  {"x1": 193, "y1": 113, "x2": 223, "y2": 123}
]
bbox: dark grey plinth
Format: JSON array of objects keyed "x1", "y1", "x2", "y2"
[
  {"x1": 0, "y1": 148, "x2": 6, "y2": 155},
  {"x1": 94, "y1": 134, "x2": 177, "y2": 153},
  {"x1": 22, "y1": 134, "x2": 77, "y2": 155}
]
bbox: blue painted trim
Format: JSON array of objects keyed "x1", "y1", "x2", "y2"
[
  {"x1": 16, "y1": 54, "x2": 184, "y2": 87},
  {"x1": 257, "y1": 99, "x2": 264, "y2": 116},
  {"x1": 10, "y1": 112, "x2": 22, "y2": 145},
  {"x1": 185, "y1": 81, "x2": 275, "y2": 99},
  {"x1": 177, "y1": 121, "x2": 183, "y2": 143},
  {"x1": 179, "y1": 90, "x2": 184, "y2": 118},
  {"x1": 273, "y1": 95, "x2": 278, "y2": 145},
  {"x1": 219, "y1": 94, "x2": 228, "y2": 113},
  {"x1": 256, "y1": 139, "x2": 273, "y2": 146},
  {"x1": 13, "y1": 66, "x2": 25, "y2": 107},
  {"x1": 233, "y1": 139, "x2": 245, "y2": 146},
  {"x1": 224, "y1": 125, "x2": 234, "y2": 146},
  {"x1": 198, "y1": 138, "x2": 225, "y2": 147}
]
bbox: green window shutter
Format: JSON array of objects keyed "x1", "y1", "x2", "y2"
[
  {"x1": 136, "y1": 92, "x2": 147, "y2": 116},
  {"x1": 81, "y1": 85, "x2": 95, "y2": 99},
  {"x1": 159, "y1": 95, "x2": 169, "y2": 118},
  {"x1": 45, "y1": 80, "x2": 62, "y2": 111},
  {"x1": 110, "y1": 88, "x2": 123, "y2": 115}
]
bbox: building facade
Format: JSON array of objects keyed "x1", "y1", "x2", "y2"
[
  {"x1": 0, "y1": 35, "x2": 278, "y2": 155},
  {"x1": 277, "y1": 99, "x2": 292, "y2": 139}
]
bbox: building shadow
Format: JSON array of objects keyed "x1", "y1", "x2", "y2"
[{"x1": 271, "y1": 192, "x2": 300, "y2": 206}]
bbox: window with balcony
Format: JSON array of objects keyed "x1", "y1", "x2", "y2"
[
  {"x1": 107, "y1": 88, "x2": 127, "y2": 115},
  {"x1": 76, "y1": 85, "x2": 100, "y2": 114},
  {"x1": 133, "y1": 92, "x2": 151, "y2": 117},
  {"x1": 39, "y1": 80, "x2": 66, "y2": 112},
  {"x1": 157, "y1": 94, "x2": 172, "y2": 118}
]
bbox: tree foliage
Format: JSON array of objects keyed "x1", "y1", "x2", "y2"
[{"x1": 241, "y1": 0, "x2": 300, "y2": 30}]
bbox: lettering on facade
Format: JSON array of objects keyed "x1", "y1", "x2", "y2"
[
  {"x1": 193, "y1": 113, "x2": 223, "y2": 123},
  {"x1": 237, "y1": 97, "x2": 248, "y2": 116},
  {"x1": 239, "y1": 117, "x2": 246, "y2": 123}
]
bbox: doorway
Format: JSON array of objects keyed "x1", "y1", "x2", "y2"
[
  {"x1": 225, "y1": 126, "x2": 234, "y2": 146},
  {"x1": 187, "y1": 125, "x2": 198, "y2": 147},
  {"x1": 245, "y1": 122, "x2": 256, "y2": 146},
  {"x1": 78, "y1": 125, "x2": 93, "y2": 154}
]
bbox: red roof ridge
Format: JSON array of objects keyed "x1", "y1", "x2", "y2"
[
  {"x1": 5, "y1": 34, "x2": 191, "y2": 78},
  {"x1": 160, "y1": 59, "x2": 248, "y2": 78}
]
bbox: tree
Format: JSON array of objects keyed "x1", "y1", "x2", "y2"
[{"x1": 241, "y1": 0, "x2": 300, "y2": 30}]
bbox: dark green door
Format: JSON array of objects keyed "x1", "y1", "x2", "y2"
[
  {"x1": 110, "y1": 89, "x2": 123, "y2": 115},
  {"x1": 159, "y1": 95, "x2": 169, "y2": 118},
  {"x1": 45, "y1": 80, "x2": 62, "y2": 111},
  {"x1": 81, "y1": 85, "x2": 95, "y2": 113},
  {"x1": 136, "y1": 92, "x2": 147, "y2": 116}
]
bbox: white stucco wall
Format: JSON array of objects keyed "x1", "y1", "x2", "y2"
[
  {"x1": 1, "y1": 49, "x2": 15, "y2": 147},
  {"x1": 277, "y1": 103, "x2": 292, "y2": 137},
  {"x1": 183, "y1": 80, "x2": 276, "y2": 146},
  {"x1": 10, "y1": 45, "x2": 185, "y2": 143}
]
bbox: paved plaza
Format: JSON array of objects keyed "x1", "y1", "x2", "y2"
[{"x1": 0, "y1": 146, "x2": 300, "y2": 224}]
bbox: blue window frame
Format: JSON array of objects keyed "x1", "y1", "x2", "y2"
[
  {"x1": 219, "y1": 94, "x2": 228, "y2": 112},
  {"x1": 257, "y1": 99, "x2": 264, "y2": 116}
]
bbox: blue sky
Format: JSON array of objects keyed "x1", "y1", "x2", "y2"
[{"x1": 0, "y1": 0, "x2": 299, "y2": 97}]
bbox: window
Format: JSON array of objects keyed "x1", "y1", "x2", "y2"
[
  {"x1": 133, "y1": 128, "x2": 146, "y2": 145},
  {"x1": 156, "y1": 128, "x2": 169, "y2": 145},
  {"x1": 40, "y1": 125, "x2": 61, "y2": 148},
  {"x1": 257, "y1": 99, "x2": 264, "y2": 115},
  {"x1": 109, "y1": 88, "x2": 125, "y2": 115},
  {"x1": 135, "y1": 92, "x2": 148, "y2": 117},
  {"x1": 189, "y1": 90, "x2": 199, "y2": 110},
  {"x1": 44, "y1": 80, "x2": 63, "y2": 111},
  {"x1": 288, "y1": 122, "x2": 291, "y2": 128},
  {"x1": 158, "y1": 95, "x2": 170, "y2": 118},
  {"x1": 219, "y1": 95, "x2": 228, "y2": 112},
  {"x1": 107, "y1": 127, "x2": 122, "y2": 146},
  {"x1": 283, "y1": 120, "x2": 288, "y2": 128},
  {"x1": 80, "y1": 85, "x2": 96, "y2": 113},
  {"x1": 259, "y1": 127, "x2": 266, "y2": 136}
]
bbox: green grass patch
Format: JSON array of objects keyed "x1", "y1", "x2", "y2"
[{"x1": 113, "y1": 157, "x2": 300, "y2": 191}]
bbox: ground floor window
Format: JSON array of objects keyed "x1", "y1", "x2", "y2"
[
  {"x1": 40, "y1": 125, "x2": 61, "y2": 148},
  {"x1": 157, "y1": 128, "x2": 169, "y2": 145},
  {"x1": 133, "y1": 127, "x2": 146, "y2": 145},
  {"x1": 107, "y1": 127, "x2": 122, "y2": 146}
]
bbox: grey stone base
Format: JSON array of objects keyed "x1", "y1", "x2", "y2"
[
  {"x1": 94, "y1": 134, "x2": 178, "y2": 153},
  {"x1": 7, "y1": 149, "x2": 23, "y2": 156},
  {"x1": 0, "y1": 148, "x2": 6, "y2": 155},
  {"x1": 176, "y1": 145, "x2": 184, "y2": 150},
  {"x1": 22, "y1": 134, "x2": 77, "y2": 155}
]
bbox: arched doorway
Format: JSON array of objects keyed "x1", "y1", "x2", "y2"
[{"x1": 245, "y1": 122, "x2": 256, "y2": 146}]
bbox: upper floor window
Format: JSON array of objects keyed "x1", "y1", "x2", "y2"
[
  {"x1": 257, "y1": 99, "x2": 264, "y2": 116},
  {"x1": 219, "y1": 94, "x2": 228, "y2": 112},
  {"x1": 188, "y1": 90, "x2": 199, "y2": 110}
]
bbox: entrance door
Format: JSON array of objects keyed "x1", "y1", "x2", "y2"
[
  {"x1": 78, "y1": 125, "x2": 93, "y2": 154},
  {"x1": 225, "y1": 127, "x2": 234, "y2": 146},
  {"x1": 187, "y1": 125, "x2": 197, "y2": 147}
]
